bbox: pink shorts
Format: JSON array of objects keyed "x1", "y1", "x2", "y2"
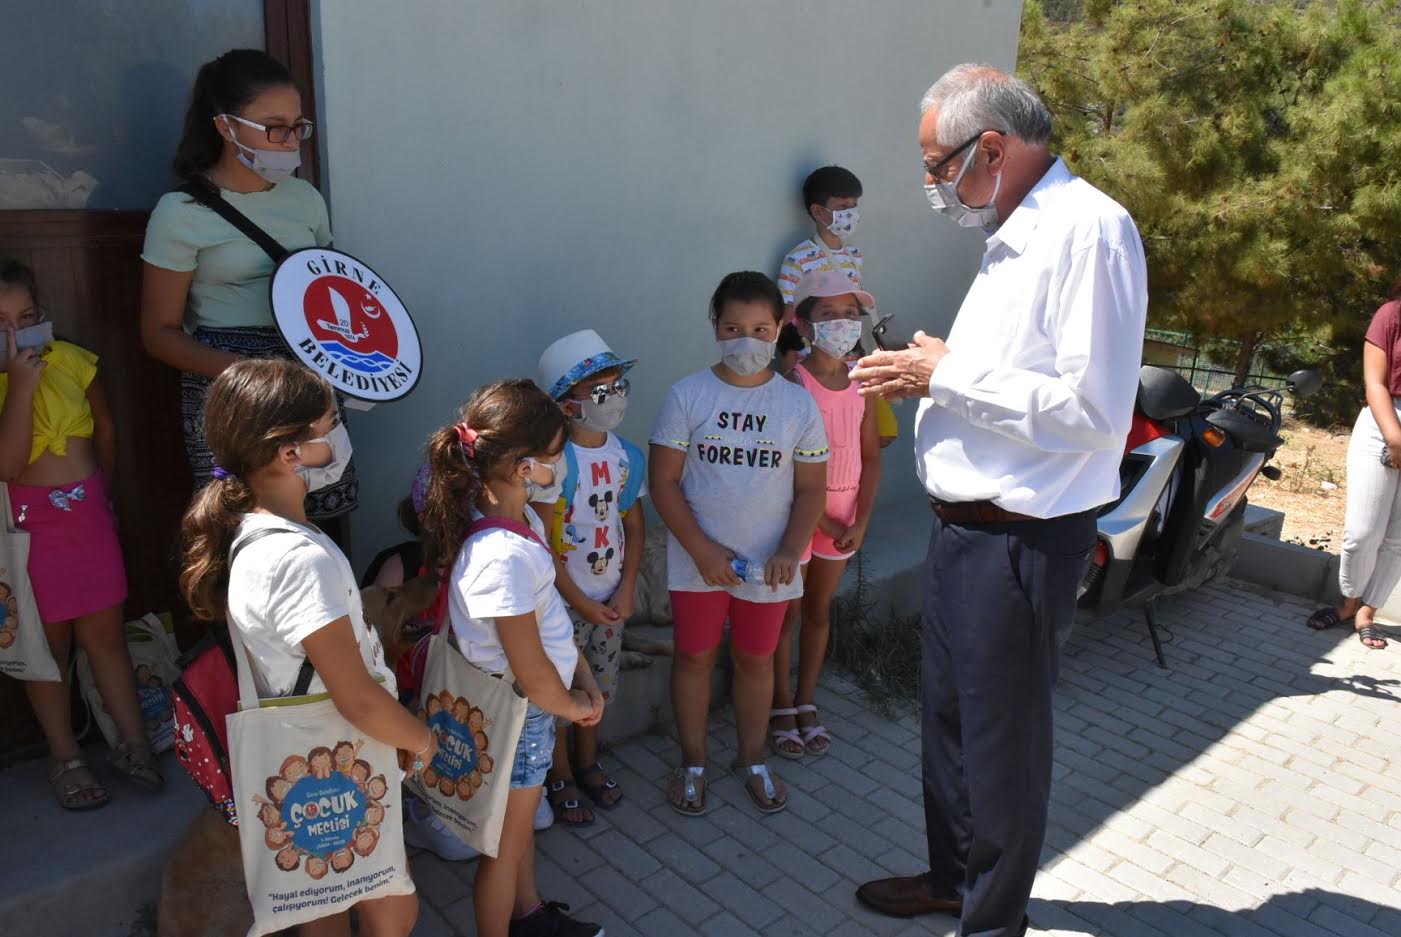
[
  {"x1": 670, "y1": 591, "x2": 789, "y2": 657},
  {"x1": 10, "y1": 471, "x2": 127, "y2": 623},
  {"x1": 811, "y1": 487, "x2": 860, "y2": 561}
]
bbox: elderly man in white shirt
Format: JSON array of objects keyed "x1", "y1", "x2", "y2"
[{"x1": 851, "y1": 65, "x2": 1147, "y2": 937}]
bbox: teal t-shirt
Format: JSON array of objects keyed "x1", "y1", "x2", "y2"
[{"x1": 141, "y1": 177, "x2": 332, "y2": 330}]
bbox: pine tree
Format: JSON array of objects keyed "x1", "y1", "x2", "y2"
[{"x1": 1018, "y1": 0, "x2": 1401, "y2": 419}]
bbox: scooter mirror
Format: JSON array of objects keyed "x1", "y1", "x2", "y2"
[{"x1": 1286, "y1": 369, "x2": 1323, "y2": 398}]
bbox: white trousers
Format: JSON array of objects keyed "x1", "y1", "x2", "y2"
[{"x1": 1339, "y1": 401, "x2": 1401, "y2": 605}]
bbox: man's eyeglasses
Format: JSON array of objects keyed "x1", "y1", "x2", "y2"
[
  {"x1": 579, "y1": 379, "x2": 630, "y2": 406},
  {"x1": 224, "y1": 113, "x2": 315, "y2": 144},
  {"x1": 923, "y1": 130, "x2": 997, "y2": 180}
]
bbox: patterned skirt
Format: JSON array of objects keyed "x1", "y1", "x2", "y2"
[{"x1": 180, "y1": 326, "x2": 359, "y2": 519}]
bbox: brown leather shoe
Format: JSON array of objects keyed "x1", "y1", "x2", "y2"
[{"x1": 855, "y1": 874, "x2": 962, "y2": 918}]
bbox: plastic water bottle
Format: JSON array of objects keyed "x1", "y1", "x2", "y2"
[{"x1": 730, "y1": 556, "x2": 769, "y2": 584}]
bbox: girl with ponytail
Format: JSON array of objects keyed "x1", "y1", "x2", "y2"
[
  {"x1": 418, "y1": 379, "x2": 606, "y2": 937},
  {"x1": 179, "y1": 358, "x2": 429, "y2": 936},
  {"x1": 142, "y1": 49, "x2": 358, "y2": 530}
]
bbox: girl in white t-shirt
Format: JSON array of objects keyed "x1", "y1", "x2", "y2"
[
  {"x1": 179, "y1": 359, "x2": 434, "y2": 937},
  {"x1": 649, "y1": 272, "x2": 829, "y2": 818},
  {"x1": 419, "y1": 378, "x2": 605, "y2": 937}
]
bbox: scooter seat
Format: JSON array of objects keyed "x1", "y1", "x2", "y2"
[{"x1": 1137, "y1": 366, "x2": 1200, "y2": 422}]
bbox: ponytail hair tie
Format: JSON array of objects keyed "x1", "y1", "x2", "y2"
[
  {"x1": 455, "y1": 423, "x2": 479, "y2": 458},
  {"x1": 211, "y1": 464, "x2": 236, "y2": 481}
]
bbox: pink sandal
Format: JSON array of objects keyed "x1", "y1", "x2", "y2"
[
  {"x1": 769, "y1": 707, "x2": 804, "y2": 760},
  {"x1": 796, "y1": 704, "x2": 831, "y2": 757}
]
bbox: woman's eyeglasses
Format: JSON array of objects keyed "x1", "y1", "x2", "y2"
[{"x1": 223, "y1": 113, "x2": 315, "y2": 144}]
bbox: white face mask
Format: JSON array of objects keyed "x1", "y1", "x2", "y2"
[
  {"x1": 718, "y1": 337, "x2": 775, "y2": 376},
  {"x1": 221, "y1": 115, "x2": 301, "y2": 184},
  {"x1": 524, "y1": 456, "x2": 564, "y2": 504},
  {"x1": 810, "y1": 319, "x2": 863, "y2": 358},
  {"x1": 574, "y1": 394, "x2": 628, "y2": 433},
  {"x1": 295, "y1": 422, "x2": 352, "y2": 492},
  {"x1": 924, "y1": 143, "x2": 1001, "y2": 233},
  {"x1": 826, "y1": 206, "x2": 860, "y2": 240},
  {"x1": 6, "y1": 321, "x2": 53, "y2": 355}
]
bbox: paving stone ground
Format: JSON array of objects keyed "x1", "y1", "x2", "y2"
[{"x1": 410, "y1": 578, "x2": 1401, "y2": 937}]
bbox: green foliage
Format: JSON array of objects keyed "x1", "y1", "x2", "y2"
[
  {"x1": 1019, "y1": 1, "x2": 1401, "y2": 422},
  {"x1": 828, "y1": 552, "x2": 921, "y2": 716}
]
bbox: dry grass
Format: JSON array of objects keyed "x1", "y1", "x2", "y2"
[{"x1": 1249, "y1": 420, "x2": 1349, "y2": 552}]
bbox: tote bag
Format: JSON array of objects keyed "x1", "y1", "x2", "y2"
[
  {"x1": 0, "y1": 482, "x2": 59, "y2": 681},
  {"x1": 225, "y1": 531, "x2": 413, "y2": 936},
  {"x1": 77, "y1": 613, "x2": 181, "y2": 752},
  {"x1": 404, "y1": 516, "x2": 536, "y2": 857}
]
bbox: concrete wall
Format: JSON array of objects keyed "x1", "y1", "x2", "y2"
[{"x1": 313, "y1": 0, "x2": 1027, "y2": 565}]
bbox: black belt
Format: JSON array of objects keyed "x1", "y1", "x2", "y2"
[{"x1": 930, "y1": 498, "x2": 1035, "y2": 525}]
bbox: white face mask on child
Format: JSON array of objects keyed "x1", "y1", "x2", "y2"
[
  {"x1": 295, "y1": 422, "x2": 352, "y2": 492},
  {"x1": 810, "y1": 319, "x2": 863, "y2": 358},
  {"x1": 523, "y1": 456, "x2": 565, "y2": 504},
  {"x1": 718, "y1": 337, "x2": 775, "y2": 376},
  {"x1": 575, "y1": 395, "x2": 628, "y2": 433},
  {"x1": 826, "y1": 206, "x2": 860, "y2": 240}
]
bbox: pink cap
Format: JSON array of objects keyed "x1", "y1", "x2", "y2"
[{"x1": 793, "y1": 270, "x2": 876, "y2": 312}]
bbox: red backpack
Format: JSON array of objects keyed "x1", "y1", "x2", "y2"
[{"x1": 170, "y1": 528, "x2": 312, "y2": 826}]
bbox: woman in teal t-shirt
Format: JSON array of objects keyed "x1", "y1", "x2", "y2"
[{"x1": 140, "y1": 49, "x2": 357, "y2": 522}]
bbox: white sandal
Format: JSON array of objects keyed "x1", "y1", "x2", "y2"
[
  {"x1": 732, "y1": 761, "x2": 787, "y2": 814},
  {"x1": 795, "y1": 704, "x2": 831, "y2": 757},
  {"x1": 768, "y1": 707, "x2": 804, "y2": 760},
  {"x1": 670, "y1": 765, "x2": 708, "y2": 817}
]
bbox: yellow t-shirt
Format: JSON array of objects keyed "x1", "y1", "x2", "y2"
[{"x1": 0, "y1": 340, "x2": 98, "y2": 464}]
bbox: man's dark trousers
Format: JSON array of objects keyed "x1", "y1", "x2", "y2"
[{"x1": 921, "y1": 509, "x2": 1096, "y2": 937}]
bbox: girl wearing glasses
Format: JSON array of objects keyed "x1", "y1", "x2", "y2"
[{"x1": 140, "y1": 49, "x2": 358, "y2": 528}]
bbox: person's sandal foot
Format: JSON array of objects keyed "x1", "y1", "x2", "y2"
[
  {"x1": 1308, "y1": 607, "x2": 1344, "y2": 631},
  {"x1": 49, "y1": 758, "x2": 110, "y2": 811},
  {"x1": 769, "y1": 707, "x2": 804, "y2": 760},
  {"x1": 795, "y1": 704, "x2": 831, "y2": 757},
  {"x1": 732, "y1": 762, "x2": 787, "y2": 814},
  {"x1": 546, "y1": 778, "x2": 595, "y2": 826},
  {"x1": 574, "y1": 762, "x2": 623, "y2": 810},
  {"x1": 1358, "y1": 625, "x2": 1389, "y2": 650},
  {"x1": 855, "y1": 874, "x2": 962, "y2": 918},
  {"x1": 669, "y1": 765, "x2": 707, "y2": 816},
  {"x1": 109, "y1": 740, "x2": 163, "y2": 792}
]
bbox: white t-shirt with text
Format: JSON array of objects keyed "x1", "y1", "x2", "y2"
[
  {"x1": 651, "y1": 368, "x2": 829, "y2": 603},
  {"x1": 555, "y1": 434, "x2": 647, "y2": 603}
]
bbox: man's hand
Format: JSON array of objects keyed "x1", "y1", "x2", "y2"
[{"x1": 851, "y1": 331, "x2": 949, "y2": 400}]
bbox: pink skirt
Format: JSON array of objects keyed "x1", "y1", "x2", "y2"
[{"x1": 9, "y1": 471, "x2": 127, "y2": 623}]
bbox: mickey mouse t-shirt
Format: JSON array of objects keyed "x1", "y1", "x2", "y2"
[
  {"x1": 651, "y1": 368, "x2": 829, "y2": 603},
  {"x1": 556, "y1": 434, "x2": 647, "y2": 603}
]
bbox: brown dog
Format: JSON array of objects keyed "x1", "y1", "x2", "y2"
[{"x1": 156, "y1": 575, "x2": 438, "y2": 937}]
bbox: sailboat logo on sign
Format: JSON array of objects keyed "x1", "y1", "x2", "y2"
[{"x1": 270, "y1": 248, "x2": 423, "y2": 404}]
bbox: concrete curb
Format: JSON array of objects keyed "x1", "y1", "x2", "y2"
[{"x1": 1232, "y1": 532, "x2": 1341, "y2": 607}]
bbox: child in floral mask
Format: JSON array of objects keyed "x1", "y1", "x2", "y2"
[
  {"x1": 531, "y1": 330, "x2": 646, "y2": 826},
  {"x1": 769, "y1": 271, "x2": 883, "y2": 763}
]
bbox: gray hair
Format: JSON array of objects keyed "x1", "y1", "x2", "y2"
[{"x1": 920, "y1": 64, "x2": 1053, "y2": 147}]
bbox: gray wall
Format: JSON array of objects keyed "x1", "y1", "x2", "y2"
[{"x1": 314, "y1": 0, "x2": 1026, "y2": 565}]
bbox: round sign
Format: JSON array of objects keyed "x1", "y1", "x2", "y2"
[{"x1": 270, "y1": 248, "x2": 422, "y2": 403}]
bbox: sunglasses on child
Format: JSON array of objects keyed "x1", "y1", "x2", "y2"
[{"x1": 577, "y1": 378, "x2": 630, "y2": 405}]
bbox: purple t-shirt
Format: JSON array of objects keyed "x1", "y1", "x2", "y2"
[{"x1": 1364, "y1": 300, "x2": 1401, "y2": 397}]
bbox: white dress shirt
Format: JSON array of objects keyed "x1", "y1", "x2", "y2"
[{"x1": 915, "y1": 158, "x2": 1148, "y2": 519}]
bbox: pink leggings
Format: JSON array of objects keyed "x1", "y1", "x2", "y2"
[{"x1": 670, "y1": 590, "x2": 789, "y2": 656}]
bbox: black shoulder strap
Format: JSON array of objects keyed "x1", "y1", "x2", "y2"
[
  {"x1": 229, "y1": 526, "x2": 315, "y2": 695},
  {"x1": 178, "y1": 182, "x2": 289, "y2": 263}
]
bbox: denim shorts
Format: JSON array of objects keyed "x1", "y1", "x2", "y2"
[{"x1": 510, "y1": 704, "x2": 556, "y2": 788}]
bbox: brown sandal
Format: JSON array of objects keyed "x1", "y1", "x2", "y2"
[
  {"x1": 109, "y1": 739, "x2": 164, "y2": 792},
  {"x1": 49, "y1": 758, "x2": 111, "y2": 811}
]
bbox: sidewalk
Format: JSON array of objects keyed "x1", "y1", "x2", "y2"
[{"x1": 410, "y1": 578, "x2": 1401, "y2": 937}]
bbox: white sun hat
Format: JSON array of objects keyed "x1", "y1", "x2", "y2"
[{"x1": 536, "y1": 329, "x2": 638, "y2": 401}]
